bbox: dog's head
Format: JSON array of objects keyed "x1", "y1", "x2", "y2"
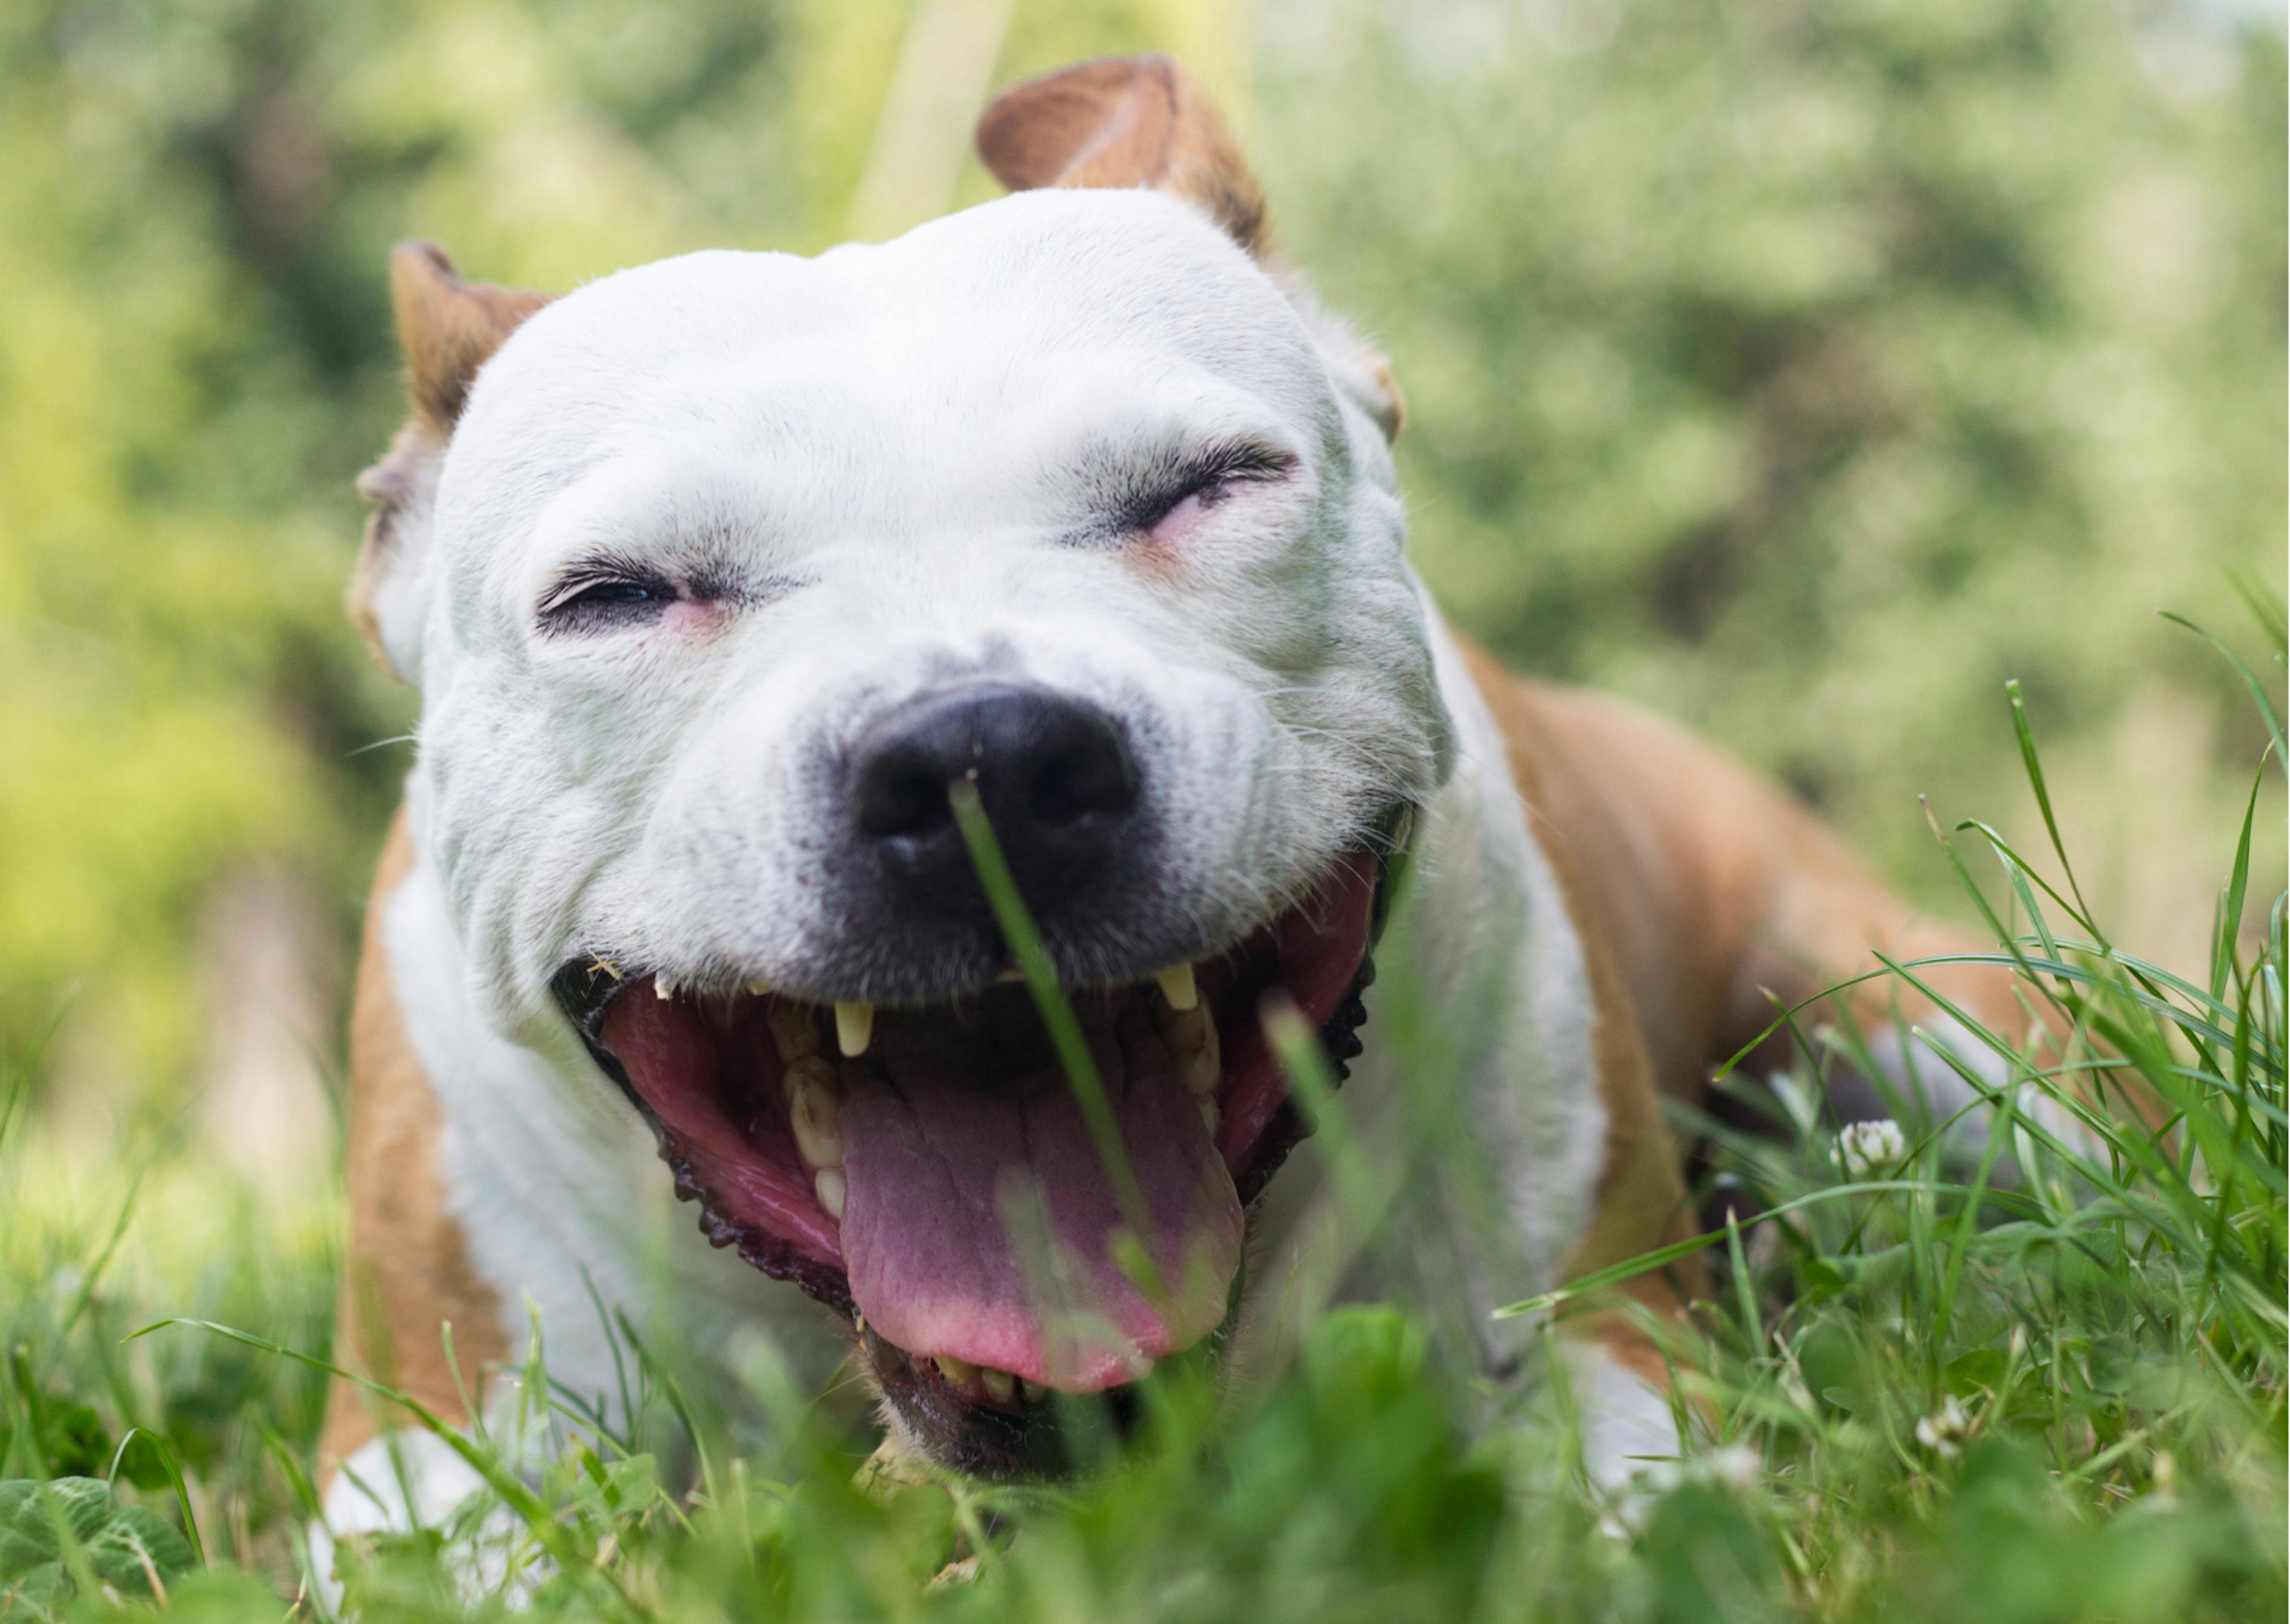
[{"x1": 357, "y1": 57, "x2": 1452, "y2": 1474}]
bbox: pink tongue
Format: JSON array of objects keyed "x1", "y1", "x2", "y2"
[{"x1": 838, "y1": 1024, "x2": 1242, "y2": 1390}]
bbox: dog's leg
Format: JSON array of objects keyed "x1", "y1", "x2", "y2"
[
  {"x1": 308, "y1": 814, "x2": 518, "y2": 1609},
  {"x1": 318, "y1": 816, "x2": 510, "y2": 1474},
  {"x1": 1547, "y1": 909, "x2": 1709, "y2": 1503},
  {"x1": 1474, "y1": 664, "x2": 2097, "y2": 1155}
]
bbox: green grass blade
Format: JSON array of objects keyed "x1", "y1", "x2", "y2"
[
  {"x1": 2005, "y1": 678, "x2": 2097, "y2": 925},
  {"x1": 1492, "y1": 1180, "x2": 2040, "y2": 1318},
  {"x1": 948, "y1": 777, "x2": 1163, "y2": 1301},
  {"x1": 2159, "y1": 610, "x2": 2285, "y2": 762},
  {"x1": 1261, "y1": 993, "x2": 1378, "y2": 1220},
  {"x1": 103, "y1": 1427, "x2": 205, "y2": 1568}
]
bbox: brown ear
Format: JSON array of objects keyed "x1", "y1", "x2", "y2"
[
  {"x1": 388, "y1": 241, "x2": 549, "y2": 436},
  {"x1": 976, "y1": 55, "x2": 1267, "y2": 255},
  {"x1": 347, "y1": 245, "x2": 546, "y2": 683}
]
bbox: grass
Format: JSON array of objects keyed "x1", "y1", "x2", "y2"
[{"x1": 2, "y1": 625, "x2": 2283, "y2": 1622}]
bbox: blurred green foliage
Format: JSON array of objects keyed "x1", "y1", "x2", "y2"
[
  {"x1": 0, "y1": 0, "x2": 2280, "y2": 1090},
  {"x1": 1256, "y1": 0, "x2": 2286, "y2": 881}
]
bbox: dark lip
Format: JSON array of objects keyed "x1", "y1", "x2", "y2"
[{"x1": 545, "y1": 803, "x2": 1411, "y2": 1473}]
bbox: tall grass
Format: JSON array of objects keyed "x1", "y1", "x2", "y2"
[{"x1": 2, "y1": 622, "x2": 2281, "y2": 1622}]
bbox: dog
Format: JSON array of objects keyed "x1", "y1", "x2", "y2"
[{"x1": 309, "y1": 54, "x2": 2032, "y2": 1577}]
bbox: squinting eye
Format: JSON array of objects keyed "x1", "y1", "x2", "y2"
[
  {"x1": 565, "y1": 580, "x2": 660, "y2": 608},
  {"x1": 539, "y1": 569, "x2": 676, "y2": 633}
]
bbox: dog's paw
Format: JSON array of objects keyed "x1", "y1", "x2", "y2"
[{"x1": 307, "y1": 1430, "x2": 543, "y2": 1616}]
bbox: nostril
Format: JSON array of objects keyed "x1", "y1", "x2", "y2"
[
  {"x1": 1028, "y1": 737, "x2": 1138, "y2": 825},
  {"x1": 857, "y1": 765, "x2": 955, "y2": 840}
]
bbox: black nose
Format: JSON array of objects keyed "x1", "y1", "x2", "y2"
[{"x1": 847, "y1": 683, "x2": 1141, "y2": 914}]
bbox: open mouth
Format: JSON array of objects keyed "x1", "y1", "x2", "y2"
[{"x1": 550, "y1": 826, "x2": 1400, "y2": 1476}]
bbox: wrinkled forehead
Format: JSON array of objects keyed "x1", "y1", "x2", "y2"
[{"x1": 451, "y1": 189, "x2": 1336, "y2": 492}]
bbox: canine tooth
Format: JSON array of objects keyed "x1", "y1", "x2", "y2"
[
  {"x1": 814, "y1": 1167, "x2": 846, "y2": 1220},
  {"x1": 1152, "y1": 962, "x2": 1199, "y2": 1011},
  {"x1": 1199, "y1": 1098, "x2": 1220, "y2": 1136},
  {"x1": 787, "y1": 1058, "x2": 843, "y2": 1167},
  {"x1": 934, "y1": 1354, "x2": 978, "y2": 1388},
  {"x1": 980, "y1": 1367, "x2": 1015, "y2": 1403},
  {"x1": 767, "y1": 1002, "x2": 820, "y2": 1062},
  {"x1": 835, "y1": 1000, "x2": 874, "y2": 1057},
  {"x1": 1155, "y1": 998, "x2": 1221, "y2": 1095},
  {"x1": 655, "y1": 978, "x2": 674, "y2": 1000}
]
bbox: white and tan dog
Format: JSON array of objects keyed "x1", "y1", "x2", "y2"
[{"x1": 313, "y1": 56, "x2": 2030, "y2": 1561}]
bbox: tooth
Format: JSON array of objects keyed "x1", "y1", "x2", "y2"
[
  {"x1": 995, "y1": 965, "x2": 1025, "y2": 984},
  {"x1": 934, "y1": 1354, "x2": 977, "y2": 1388},
  {"x1": 835, "y1": 1000, "x2": 874, "y2": 1057},
  {"x1": 1199, "y1": 1098, "x2": 1220, "y2": 1136},
  {"x1": 745, "y1": 978, "x2": 772, "y2": 996},
  {"x1": 1155, "y1": 999, "x2": 1221, "y2": 1095},
  {"x1": 1152, "y1": 962, "x2": 1199, "y2": 1011},
  {"x1": 766, "y1": 1003, "x2": 819, "y2": 1062},
  {"x1": 1022, "y1": 1378, "x2": 1047, "y2": 1403},
  {"x1": 655, "y1": 978, "x2": 674, "y2": 1000},
  {"x1": 786, "y1": 1057, "x2": 843, "y2": 1167},
  {"x1": 814, "y1": 1167, "x2": 846, "y2": 1220},
  {"x1": 980, "y1": 1367, "x2": 1015, "y2": 1403}
]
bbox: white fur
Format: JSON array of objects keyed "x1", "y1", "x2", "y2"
[
  {"x1": 310, "y1": 1432, "x2": 528, "y2": 1612},
  {"x1": 339, "y1": 185, "x2": 1668, "y2": 1530},
  {"x1": 1559, "y1": 1338, "x2": 1685, "y2": 1508}
]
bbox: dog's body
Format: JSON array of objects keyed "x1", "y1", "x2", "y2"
[{"x1": 311, "y1": 57, "x2": 2025, "y2": 1570}]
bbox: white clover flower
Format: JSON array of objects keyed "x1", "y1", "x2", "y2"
[
  {"x1": 1699, "y1": 1444, "x2": 1762, "y2": 1491},
  {"x1": 1839, "y1": 1117, "x2": 1908, "y2": 1178},
  {"x1": 1914, "y1": 1396, "x2": 1972, "y2": 1459}
]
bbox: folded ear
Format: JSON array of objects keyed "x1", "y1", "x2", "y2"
[
  {"x1": 388, "y1": 241, "x2": 552, "y2": 438},
  {"x1": 976, "y1": 55, "x2": 1268, "y2": 256},
  {"x1": 349, "y1": 244, "x2": 549, "y2": 683}
]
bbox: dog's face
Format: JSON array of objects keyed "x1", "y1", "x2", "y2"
[{"x1": 359, "y1": 60, "x2": 1450, "y2": 1474}]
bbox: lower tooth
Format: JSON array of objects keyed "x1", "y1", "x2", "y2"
[
  {"x1": 1155, "y1": 999, "x2": 1220, "y2": 1094},
  {"x1": 814, "y1": 1167, "x2": 846, "y2": 1220},
  {"x1": 787, "y1": 1058, "x2": 843, "y2": 1167},
  {"x1": 1022, "y1": 1378, "x2": 1047, "y2": 1403},
  {"x1": 1199, "y1": 1099, "x2": 1220, "y2": 1136},
  {"x1": 980, "y1": 1368, "x2": 1015, "y2": 1403}
]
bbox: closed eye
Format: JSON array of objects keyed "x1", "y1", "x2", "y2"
[
  {"x1": 538, "y1": 559, "x2": 677, "y2": 634},
  {"x1": 1103, "y1": 439, "x2": 1297, "y2": 539}
]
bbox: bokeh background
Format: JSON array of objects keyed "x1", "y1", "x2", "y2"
[{"x1": 2, "y1": 0, "x2": 2282, "y2": 1178}]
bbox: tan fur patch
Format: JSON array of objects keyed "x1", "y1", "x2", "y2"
[
  {"x1": 1492, "y1": 673, "x2": 2043, "y2": 1097},
  {"x1": 976, "y1": 55, "x2": 1269, "y2": 256},
  {"x1": 317, "y1": 813, "x2": 510, "y2": 1485},
  {"x1": 388, "y1": 243, "x2": 549, "y2": 439},
  {"x1": 346, "y1": 246, "x2": 549, "y2": 680}
]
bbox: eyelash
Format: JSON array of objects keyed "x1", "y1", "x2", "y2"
[
  {"x1": 534, "y1": 444, "x2": 1288, "y2": 627},
  {"x1": 1116, "y1": 442, "x2": 1295, "y2": 535},
  {"x1": 538, "y1": 566, "x2": 677, "y2": 633}
]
